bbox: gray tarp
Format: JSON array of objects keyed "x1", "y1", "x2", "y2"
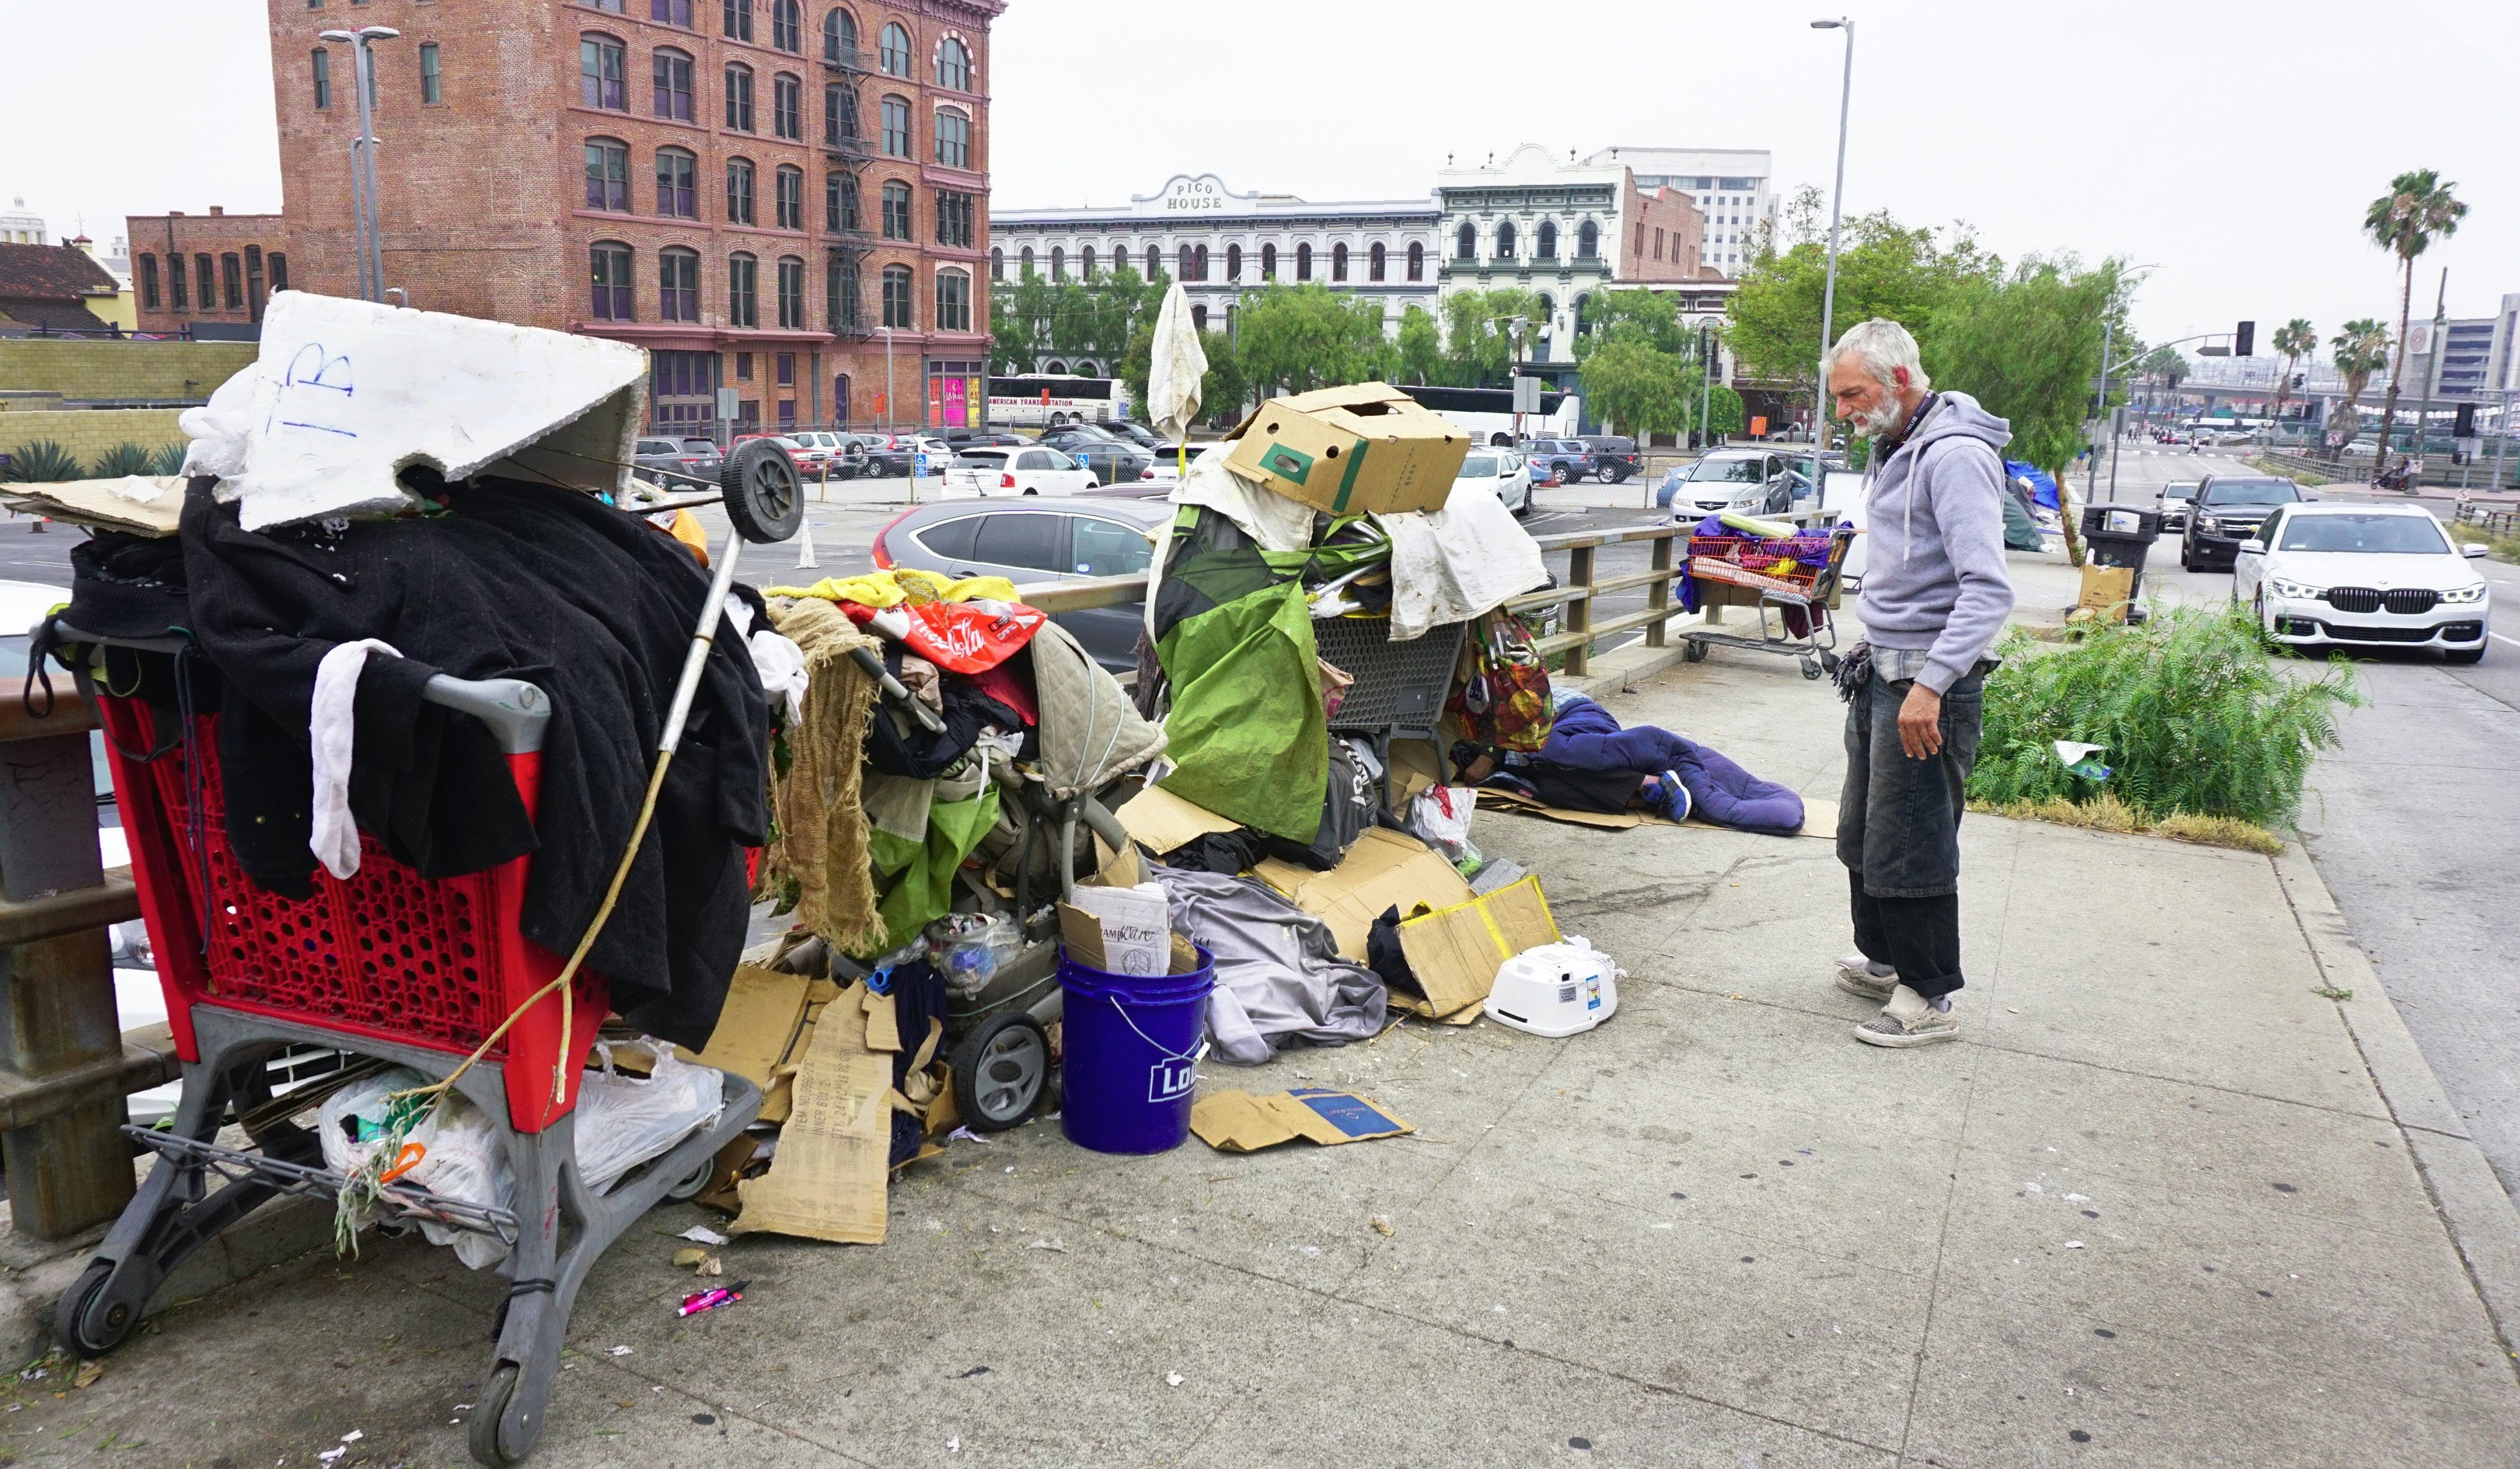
[{"x1": 1149, "y1": 864, "x2": 1388, "y2": 1064}]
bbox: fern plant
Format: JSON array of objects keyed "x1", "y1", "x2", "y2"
[
  {"x1": 1968, "y1": 604, "x2": 2356, "y2": 827},
  {"x1": 146, "y1": 442, "x2": 189, "y2": 476},
  {"x1": 90, "y1": 442, "x2": 157, "y2": 477},
  {"x1": 3, "y1": 439, "x2": 85, "y2": 482}
]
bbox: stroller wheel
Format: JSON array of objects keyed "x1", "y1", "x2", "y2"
[{"x1": 952, "y1": 1013, "x2": 1051, "y2": 1133}]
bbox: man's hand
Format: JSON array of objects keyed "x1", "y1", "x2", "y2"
[{"x1": 1897, "y1": 684, "x2": 1944, "y2": 759}]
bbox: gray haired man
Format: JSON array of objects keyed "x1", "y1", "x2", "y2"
[{"x1": 1825, "y1": 319, "x2": 2015, "y2": 1047}]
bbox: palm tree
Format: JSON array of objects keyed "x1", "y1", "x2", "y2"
[
  {"x1": 2362, "y1": 170, "x2": 2468, "y2": 468},
  {"x1": 2271, "y1": 318, "x2": 2316, "y2": 438},
  {"x1": 2136, "y1": 344, "x2": 2187, "y2": 434},
  {"x1": 2327, "y1": 319, "x2": 2392, "y2": 462}
]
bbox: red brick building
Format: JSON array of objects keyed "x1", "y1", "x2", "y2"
[
  {"x1": 145, "y1": 0, "x2": 1004, "y2": 430},
  {"x1": 123, "y1": 208, "x2": 294, "y2": 340}
]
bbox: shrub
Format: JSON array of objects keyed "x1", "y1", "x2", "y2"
[
  {"x1": 90, "y1": 442, "x2": 158, "y2": 477},
  {"x1": 146, "y1": 442, "x2": 189, "y2": 476},
  {"x1": 3, "y1": 439, "x2": 84, "y2": 483},
  {"x1": 1967, "y1": 603, "x2": 2356, "y2": 827}
]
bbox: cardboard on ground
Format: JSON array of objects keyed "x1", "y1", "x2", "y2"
[
  {"x1": 1390, "y1": 874, "x2": 1563, "y2": 1019},
  {"x1": 1224, "y1": 382, "x2": 1470, "y2": 516},
  {"x1": 1191, "y1": 1088, "x2": 1413, "y2": 1152},
  {"x1": 732, "y1": 978, "x2": 893, "y2": 1245},
  {"x1": 2077, "y1": 564, "x2": 2135, "y2": 623},
  {"x1": 1115, "y1": 784, "x2": 1240, "y2": 855},
  {"x1": 1252, "y1": 826, "x2": 1473, "y2": 961},
  {"x1": 1479, "y1": 784, "x2": 1836, "y2": 840}
]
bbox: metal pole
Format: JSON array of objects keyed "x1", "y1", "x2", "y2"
[
  {"x1": 2089, "y1": 319, "x2": 2109, "y2": 506},
  {"x1": 1699, "y1": 324, "x2": 1714, "y2": 447},
  {"x1": 1811, "y1": 17, "x2": 1854, "y2": 500},
  {"x1": 2412, "y1": 267, "x2": 2447, "y2": 487},
  {"x1": 2492, "y1": 386, "x2": 2513, "y2": 494},
  {"x1": 350, "y1": 39, "x2": 381, "y2": 301},
  {"x1": 320, "y1": 31, "x2": 371, "y2": 300}
]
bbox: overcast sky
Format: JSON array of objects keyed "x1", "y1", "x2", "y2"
[{"x1": 9, "y1": 0, "x2": 2512, "y2": 358}]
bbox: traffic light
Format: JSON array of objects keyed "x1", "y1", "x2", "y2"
[
  {"x1": 2234, "y1": 320, "x2": 2255, "y2": 358},
  {"x1": 2454, "y1": 402, "x2": 2476, "y2": 438}
]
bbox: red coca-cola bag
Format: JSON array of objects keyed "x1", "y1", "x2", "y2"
[{"x1": 840, "y1": 598, "x2": 1046, "y2": 674}]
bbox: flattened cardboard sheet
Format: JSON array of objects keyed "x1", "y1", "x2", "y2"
[
  {"x1": 1252, "y1": 826, "x2": 1473, "y2": 960},
  {"x1": 1392, "y1": 875, "x2": 1562, "y2": 1019},
  {"x1": 1114, "y1": 784, "x2": 1241, "y2": 855},
  {"x1": 1191, "y1": 1087, "x2": 1414, "y2": 1152}
]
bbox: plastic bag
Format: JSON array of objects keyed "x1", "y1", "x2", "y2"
[
  {"x1": 927, "y1": 911, "x2": 1018, "y2": 999},
  {"x1": 573, "y1": 1040, "x2": 726, "y2": 1195},
  {"x1": 1408, "y1": 785, "x2": 1482, "y2": 871},
  {"x1": 1446, "y1": 610, "x2": 1555, "y2": 751},
  {"x1": 318, "y1": 1067, "x2": 515, "y2": 1271},
  {"x1": 842, "y1": 598, "x2": 1046, "y2": 675}
]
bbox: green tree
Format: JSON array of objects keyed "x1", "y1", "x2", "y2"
[
  {"x1": 1703, "y1": 381, "x2": 1744, "y2": 436},
  {"x1": 2271, "y1": 318, "x2": 2317, "y2": 431},
  {"x1": 1440, "y1": 287, "x2": 1547, "y2": 387},
  {"x1": 1925, "y1": 254, "x2": 2129, "y2": 476},
  {"x1": 1233, "y1": 283, "x2": 1397, "y2": 398},
  {"x1": 1574, "y1": 288, "x2": 1686, "y2": 360},
  {"x1": 1578, "y1": 340, "x2": 1690, "y2": 441},
  {"x1": 2136, "y1": 345, "x2": 2187, "y2": 433},
  {"x1": 2362, "y1": 169, "x2": 2467, "y2": 466},
  {"x1": 2327, "y1": 318, "x2": 2392, "y2": 460},
  {"x1": 1726, "y1": 211, "x2": 1998, "y2": 393},
  {"x1": 1394, "y1": 305, "x2": 1443, "y2": 386}
]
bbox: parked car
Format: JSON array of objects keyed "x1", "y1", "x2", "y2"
[
  {"x1": 633, "y1": 435, "x2": 722, "y2": 488},
  {"x1": 1662, "y1": 448, "x2": 1798, "y2": 517},
  {"x1": 948, "y1": 430, "x2": 1035, "y2": 449},
  {"x1": 940, "y1": 445, "x2": 1100, "y2": 499},
  {"x1": 1453, "y1": 450, "x2": 1533, "y2": 517},
  {"x1": 1522, "y1": 438, "x2": 1596, "y2": 486},
  {"x1": 783, "y1": 430, "x2": 863, "y2": 479},
  {"x1": 2180, "y1": 473, "x2": 2303, "y2": 571},
  {"x1": 2233, "y1": 502, "x2": 2488, "y2": 663},
  {"x1": 1577, "y1": 435, "x2": 1642, "y2": 484},
  {"x1": 733, "y1": 432, "x2": 821, "y2": 473},
  {"x1": 863, "y1": 433, "x2": 954, "y2": 477},
  {"x1": 871, "y1": 498, "x2": 1171, "y2": 672},
  {"x1": 1099, "y1": 421, "x2": 1170, "y2": 452},
  {"x1": 1040, "y1": 427, "x2": 1153, "y2": 486},
  {"x1": 2157, "y1": 479, "x2": 2200, "y2": 534}
]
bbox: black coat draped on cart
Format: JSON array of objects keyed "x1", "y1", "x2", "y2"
[{"x1": 175, "y1": 478, "x2": 770, "y2": 1049}]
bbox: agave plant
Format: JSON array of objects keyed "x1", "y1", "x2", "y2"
[
  {"x1": 146, "y1": 442, "x2": 189, "y2": 476},
  {"x1": 90, "y1": 442, "x2": 158, "y2": 478},
  {"x1": 2, "y1": 439, "x2": 84, "y2": 483}
]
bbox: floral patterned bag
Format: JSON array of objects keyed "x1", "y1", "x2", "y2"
[{"x1": 1448, "y1": 609, "x2": 1556, "y2": 751}]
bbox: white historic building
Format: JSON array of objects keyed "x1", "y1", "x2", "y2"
[{"x1": 989, "y1": 174, "x2": 1441, "y2": 371}]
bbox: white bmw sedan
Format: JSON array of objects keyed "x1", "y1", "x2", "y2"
[{"x1": 2233, "y1": 502, "x2": 2490, "y2": 664}]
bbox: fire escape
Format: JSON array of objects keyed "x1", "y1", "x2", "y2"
[{"x1": 822, "y1": 35, "x2": 875, "y2": 341}]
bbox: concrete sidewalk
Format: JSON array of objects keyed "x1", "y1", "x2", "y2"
[{"x1": 11, "y1": 652, "x2": 2519, "y2": 1467}]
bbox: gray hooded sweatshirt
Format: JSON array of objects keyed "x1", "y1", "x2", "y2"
[{"x1": 1856, "y1": 391, "x2": 2017, "y2": 694}]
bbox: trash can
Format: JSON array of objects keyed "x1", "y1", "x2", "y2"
[{"x1": 2079, "y1": 503, "x2": 2163, "y2": 600}]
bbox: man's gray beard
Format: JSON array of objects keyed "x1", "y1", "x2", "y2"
[{"x1": 1857, "y1": 399, "x2": 1905, "y2": 438}]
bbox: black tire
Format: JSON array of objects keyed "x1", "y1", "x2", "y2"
[
  {"x1": 1596, "y1": 468, "x2": 1619, "y2": 484},
  {"x1": 718, "y1": 438, "x2": 805, "y2": 544},
  {"x1": 1801, "y1": 656, "x2": 1824, "y2": 681},
  {"x1": 470, "y1": 1362, "x2": 529, "y2": 1467},
  {"x1": 1552, "y1": 465, "x2": 1573, "y2": 486},
  {"x1": 1511, "y1": 495, "x2": 1532, "y2": 519},
  {"x1": 951, "y1": 1012, "x2": 1050, "y2": 1133},
  {"x1": 1683, "y1": 639, "x2": 1709, "y2": 664},
  {"x1": 56, "y1": 1259, "x2": 136, "y2": 1358},
  {"x1": 2446, "y1": 645, "x2": 2485, "y2": 665}
]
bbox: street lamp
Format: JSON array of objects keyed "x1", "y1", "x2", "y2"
[
  {"x1": 318, "y1": 25, "x2": 399, "y2": 302},
  {"x1": 1494, "y1": 313, "x2": 1532, "y2": 440},
  {"x1": 1809, "y1": 17, "x2": 1854, "y2": 503}
]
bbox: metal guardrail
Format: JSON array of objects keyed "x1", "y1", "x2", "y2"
[{"x1": 2455, "y1": 503, "x2": 2520, "y2": 537}]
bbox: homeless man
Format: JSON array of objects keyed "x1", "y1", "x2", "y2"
[
  {"x1": 1824, "y1": 318, "x2": 2014, "y2": 1048},
  {"x1": 1452, "y1": 690, "x2": 1806, "y2": 836}
]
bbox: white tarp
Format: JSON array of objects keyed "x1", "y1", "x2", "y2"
[
  {"x1": 1375, "y1": 477, "x2": 1551, "y2": 641},
  {"x1": 1145, "y1": 280, "x2": 1207, "y2": 445},
  {"x1": 183, "y1": 292, "x2": 649, "y2": 530}
]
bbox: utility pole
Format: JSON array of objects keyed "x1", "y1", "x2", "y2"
[
  {"x1": 2491, "y1": 385, "x2": 2513, "y2": 496},
  {"x1": 1699, "y1": 325, "x2": 1716, "y2": 448},
  {"x1": 1809, "y1": 17, "x2": 1854, "y2": 503},
  {"x1": 2089, "y1": 319, "x2": 2110, "y2": 507},
  {"x1": 2411, "y1": 267, "x2": 2447, "y2": 488},
  {"x1": 321, "y1": 27, "x2": 399, "y2": 302}
]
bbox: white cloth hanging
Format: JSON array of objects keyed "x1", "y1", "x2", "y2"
[
  {"x1": 1375, "y1": 476, "x2": 1551, "y2": 641},
  {"x1": 309, "y1": 638, "x2": 403, "y2": 880}
]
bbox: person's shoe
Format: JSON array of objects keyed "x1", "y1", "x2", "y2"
[
  {"x1": 1855, "y1": 985, "x2": 1960, "y2": 1048},
  {"x1": 1834, "y1": 953, "x2": 1898, "y2": 1002},
  {"x1": 1645, "y1": 770, "x2": 1693, "y2": 823}
]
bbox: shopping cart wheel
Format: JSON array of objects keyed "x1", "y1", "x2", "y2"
[
  {"x1": 470, "y1": 1363, "x2": 529, "y2": 1467},
  {"x1": 1683, "y1": 639, "x2": 1708, "y2": 664},
  {"x1": 665, "y1": 1154, "x2": 714, "y2": 1202},
  {"x1": 1800, "y1": 656, "x2": 1824, "y2": 680},
  {"x1": 719, "y1": 439, "x2": 806, "y2": 544},
  {"x1": 56, "y1": 1259, "x2": 139, "y2": 1358},
  {"x1": 951, "y1": 1013, "x2": 1050, "y2": 1133}
]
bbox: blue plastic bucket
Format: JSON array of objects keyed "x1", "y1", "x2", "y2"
[{"x1": 1059, "y1": 943, "x2": 1214, "y2": 1156}]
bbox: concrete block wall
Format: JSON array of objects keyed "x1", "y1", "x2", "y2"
[
  {"x1": 0, "y1": 340, "x2": 255, "y2": 401},
  {"x1": 0, "y1": 410, "x2": 187, "y2": 471}
]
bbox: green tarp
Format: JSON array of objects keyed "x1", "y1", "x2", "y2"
[
  {"x1": 865, "y1": 785, "x2": 1000, "y2": 957},
  {"x1": 2001, "y1": 489, "x2": 2045, "y2": 552},
  {"x1": 1156, "y1": 579, "x2": 1326, "y2": 841}
]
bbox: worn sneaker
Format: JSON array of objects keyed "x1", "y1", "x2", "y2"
[
  {"x1": 1855, "y1": 985, "x2": 1960, "y2": 1048},
  {"x1": 1644, "y1": 769, "x2": 1693, "y2": 823},
  {"x1": 1834, "y1": 953, "x2": 1898, "y2": 1002}
]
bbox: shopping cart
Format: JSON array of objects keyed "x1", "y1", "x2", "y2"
[
  {"x1": 1679, "y1": 526, "x2": 1856, "y2": 681},
  {"x1": 53, "y1": 631, "x2": 762, "y2": 1468},
  {"x1": 1314, "y1": 614, "x2": 1470, "y2": 813}
]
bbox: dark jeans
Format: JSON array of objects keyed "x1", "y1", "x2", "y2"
[{"x1": 1838, "y1": 667, "x2": 1984, "y2": 1000}]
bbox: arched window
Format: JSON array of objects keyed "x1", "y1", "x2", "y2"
[
  {"x1": 580, "y1": 35, "x2": 627, "y2": 110},
  {"x1": 652, "y1": 48, "x2": 694, "y2": 120},
  {"x1": 830, "y1": 172, "x2": 860, "y2": 231},
  {"x1": 936, "y1": 267, "x2": 971, "y2": 331},
  {"x1": 1455, "y1": 221, "x2": 1476, "y2": 261},
  {"x1": 1176, "y1": 244, "x2": 1193, "y2": 280},
  {"x1": 934, "y1": 108, "x2": 971, "y2": 168},
  {"x1": 584, "y1": 137, "x2": 630, "y2": 210},
  {"x1": 1192, "y1": 304, "x2": 1209, "y2": 331},
  {"x1": 1535, "y1": 293, "x2": 1556, "y2": 349},
  {"x1": 722, "y1": 0, "x2": 753, "y2": 42},
  {"x1": 1407, "y1": 241, "x2": 1424, "y2": 281},
  {"x1": 824, "y1": 83, "x2": 856, "y2": 144},
  {"x1": 1050, "y1": 246, "x2": 1065, "y2": 281},
  {"x1": 770, "y1": 0, "x2": 801, "y2": 51},
  {"x1": 878, "y1": 22, "x2": 911, "y2": 75},
  {"x1": 774, "y1": 165, "x2": 804, "y2": 229},
  {"x1": 1495, "y1": 221, "x2": 1517, "y2": 262},
  {"x1": 728, "y1": 251, "x2": 759, "y2": 327},
  {"x1": 1044, "y1": 360, "x2": 1067, "y2": 376},
  {"x1": 1537, "y1": 220, "x2": 1558, "y2": 260},
  {"x1": 937, "y1": 37, "x2": 970, "y2": 90},
  {"x1": 724, "y1": 156, "x2": 756, "y2": 223},
  {"x1": 659, "y1": 245, "x2": 699, "y2": 321},
  {"x1": 881, "y1": 263, "x2": 914, "y2": 327},
  {"x1": 823, "y1": 7, "x2": 857, "y2": 63},
  {"x1": 656, "y1": 146, "x2": 697, "y2": 218},
  {"x1": 990, "y1": 247, "x2": 1003, "y2": 280},
  {"x1": 771, "y1": 73, "x2": 802, "y2": 139},
  {"x1": 1080, "y1": 244, "x2": 1096, "y2": 277},
  {"x1": 1226, "y1": 243, "x2": 1242, "y2": 282},
  {"x1": 879, "y1": 180, "x2": 911, "y2": 239},
  {"x1": 1113, "y1": 244, "x2": 1129, "y2": 273},
  {"x1": 1261, "y1": 243, "x2": 1276, "y2": 280},
  {"x1": 1295, "y1": 242, "x2": 1313, "y2": 282},
  {"x1": 723, "y1": 62, "x2": 754, "y2": 131},
  {"x1": 1369, "y1": 242, "x2": 1386, "y2": 282},
  {"x1": 1194, "y1": 244, "x2": 1209, "y2": 281},
  {"x1": 590, "y1": 241, "x2": 633, "y2": 320},
  {"x1": 1019, "y1": 246, "x2": 1035, "y2": 276},
  {"x1": 1577, "y1": 220, "x2": 1599, "y2": 259},
  {"x1": 1331, "y1": 243, "x2": 1349, "y2": 282},
  {"x1": 778, "y1": 255, "x2": 806, "y2": 326},
  {"x1": 1571, "y1": 293, "x2": 1592, "y2": 337},
  {"x1": 879, "y1": 95, "x2": 909, "y2": 156},
  {"x1": 829, "y1": 255, "x2": 860, "y2": 329}
]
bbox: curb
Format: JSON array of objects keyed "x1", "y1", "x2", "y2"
[
  {"x1": 1, "y1": 1194, "x2": 334, "y2": 1368},
  {"x1": 2271, "y1": 844, "x2": 2520, "y2": 1371}
]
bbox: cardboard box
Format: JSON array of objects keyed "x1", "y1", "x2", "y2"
[
  {"x1": 1191, "y1": 1088, "x2": 1414, "y2": 1152},
  {"x1": 1115, "y1": 784, "x2": 1242, "y2": 856},
  {"x1": 1252, "y1": 826, "x2": 1474, "y2": 961},
  {"x1": 1392, "y1": 874, "x2": 1563, "y2": 1019},
  {"x1": 2077, "y1": 564, "x2": 2134, "y2": 623},
  {"x1": 1225, "y1": 382, "x2": 1471, "y2": 516},
  {"x1": 1059, "y1": 882, "x2": 1173, "y2": 977}
]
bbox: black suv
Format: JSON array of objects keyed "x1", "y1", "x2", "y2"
[
  {"x1": 2180, "y1": 474, "x2": 2304, "y2": 571},
  {"x1": 1578, "y1": 435, "x2": 1642, "y2": 484}
]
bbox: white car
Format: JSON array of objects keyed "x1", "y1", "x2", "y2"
[
  {"x1": 1454, "y1": 449, "x2": 1533, "y2": 517},
  {"x1": 939, "y1": 445, "x2": 1100, "y2": 499},
  {"x1": 2233, "y1": 502, "x2": 2490, "y2": 663},
  {"x1": 1662, "y1": 448, "x2": 1797, "y2": 518}
]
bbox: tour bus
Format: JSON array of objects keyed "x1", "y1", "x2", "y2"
[
  {"x1": 987, "y1": 374, "x2": 1132, "y2": 429},
  {"x1": 1398, "y1": 382, "x2": 1582, "y2": 447}
]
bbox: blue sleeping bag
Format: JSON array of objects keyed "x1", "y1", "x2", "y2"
[{"x1": 1541, "y1": 696, "x2": 1807, "y2": 836}]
